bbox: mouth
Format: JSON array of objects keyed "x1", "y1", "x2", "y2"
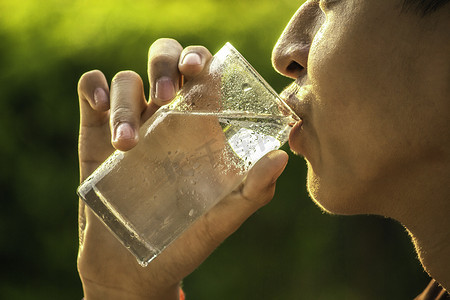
[
  {"x1": 280, "y1": 80, "x2": 307, "y2": 122},
  {"x1": 280, "y1": 79, "x2": 312, "y2": 156}
]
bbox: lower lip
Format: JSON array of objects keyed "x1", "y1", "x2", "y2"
[{"x1": 288, "y1": 120, "x2": 303, "y2": 153}]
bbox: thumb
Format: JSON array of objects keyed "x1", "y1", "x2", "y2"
[
  {"x1": 156, "y1": 150, "x2": 289, "y2": 278},
  {"x1": 241, "y1": 149, "x2": 290, "y2": 207},
  {"x1": 189, "y1": 150, "x2": 289, "y2": 246}
]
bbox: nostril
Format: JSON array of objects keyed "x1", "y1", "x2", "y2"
[{"x1": 286, "y1": 61, "x2": 304, "y2": 76}]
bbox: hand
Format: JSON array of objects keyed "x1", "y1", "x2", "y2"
[{"x1": 77, "y1": 38, "x2": 289, "y2": 300}]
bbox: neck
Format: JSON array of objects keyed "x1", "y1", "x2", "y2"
[
  {"x1": 389, "y1": 159, "x2": 450, "y2": 291},
  {"x1": 410, "y1": 12, "x2": 450, "y2": 290},
  {"x1": 406, "y1": 202, "x2": 450, "y2": 291}
]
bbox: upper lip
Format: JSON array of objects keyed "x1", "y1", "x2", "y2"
[{"x1": 280, "y1": 78, "x2": 307, "y2": 120}]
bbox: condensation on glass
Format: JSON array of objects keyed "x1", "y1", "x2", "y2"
[{"x1": 77, "y1": 43, "x2": 299, "y2": 266}]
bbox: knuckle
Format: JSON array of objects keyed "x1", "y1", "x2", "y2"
[
  {"x1": 149, "y1": 54, "x2": 181, "y2": 75},
  {"x1": 242, "y1": 185, "x2": 275, "y2": 208},
  {"x1": 148, "y1": 39, "x2": 184, "y2": 73},
  {"x1": 150, "y1": 54, "x2": 178, "y2": 68},
  {"x1": 110, "y1": 105, "x2": 134, "y2": 125}
]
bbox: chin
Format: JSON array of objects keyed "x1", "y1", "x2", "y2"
[{"x1": 305, "y1": 165, "x2": 372, "y2": 216}]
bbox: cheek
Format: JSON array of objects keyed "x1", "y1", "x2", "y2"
[
  {"x1": 307, "y1": 23, "x2": 365, "y2": 165},
  {"x1": 305, "y1": 12, "x2": 436, "y2": 194},
  {"x1": 307, "y1": 20, "x2": 361, "y2": 124},
  {"x1": 308, "y1": 19, "x2": 376, "y2": 110},
  {"x1": 305, "y1": 18, "x2": 407, "y2": 181}
]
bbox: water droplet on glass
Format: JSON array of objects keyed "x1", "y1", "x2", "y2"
[
  {"x1": 138, "y1": 259, "x2": 149, "y2": 267},
  {"x1": 242, "y1": 83, "x2": 252, "y2": 92}
]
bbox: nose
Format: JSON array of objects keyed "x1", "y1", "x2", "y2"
[{"x1": 272, "y1": 1, "x2": 324, "y2": 79}]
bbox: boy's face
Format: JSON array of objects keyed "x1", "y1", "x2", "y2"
[{"x1": 272, "y1": 0, "x2": 449, "y2": 215}]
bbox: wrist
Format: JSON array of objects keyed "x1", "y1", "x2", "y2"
[{"x1": 82, "y1": 278, "x2": 181, "y2": 300}]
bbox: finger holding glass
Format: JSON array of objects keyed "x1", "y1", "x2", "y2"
[{"x1": 77, "y1": 39, "x2": 293, "y2": 300}]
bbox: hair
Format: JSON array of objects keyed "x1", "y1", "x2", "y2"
[{"x1": 402, "y1": 0, "x2": 450, "y2": 16}]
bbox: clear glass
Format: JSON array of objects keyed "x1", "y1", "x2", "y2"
[{"x1": 77, "y1": 43, "x2": 299, "y2": 266}]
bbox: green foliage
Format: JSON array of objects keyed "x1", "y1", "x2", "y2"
[{"x1": 0, "y1": 0, "x2": 429, "y2": 299}]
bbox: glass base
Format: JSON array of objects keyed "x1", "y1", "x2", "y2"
[{"x1": 79, "y1": 187, "x2": 160, "y2": 267}]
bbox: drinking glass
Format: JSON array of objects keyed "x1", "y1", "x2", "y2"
[{"x1": 77, "y1": 43, "x2": 299, "y2": 266}]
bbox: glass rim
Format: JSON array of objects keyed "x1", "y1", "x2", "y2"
[{"x1": 219, "y1": 42, "x2": 300, "y2": 120}]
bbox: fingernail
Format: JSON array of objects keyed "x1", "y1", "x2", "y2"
[
  {"x1": 181, "y1": 52, "x2": 202, "y2": 65},
  {"x1": 114, "y1": 123, "x2": 135, "y2": 142},
  {"x1": 94, "y1": 87, "x2": 108, "y2": 107},
  {"x1": 155, "y1": 77, "x2": 175, "y2": 102}
]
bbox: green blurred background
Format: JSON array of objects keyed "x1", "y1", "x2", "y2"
[{"x1": 0, "y1": 0, "x2": 431, "y2": 299}]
